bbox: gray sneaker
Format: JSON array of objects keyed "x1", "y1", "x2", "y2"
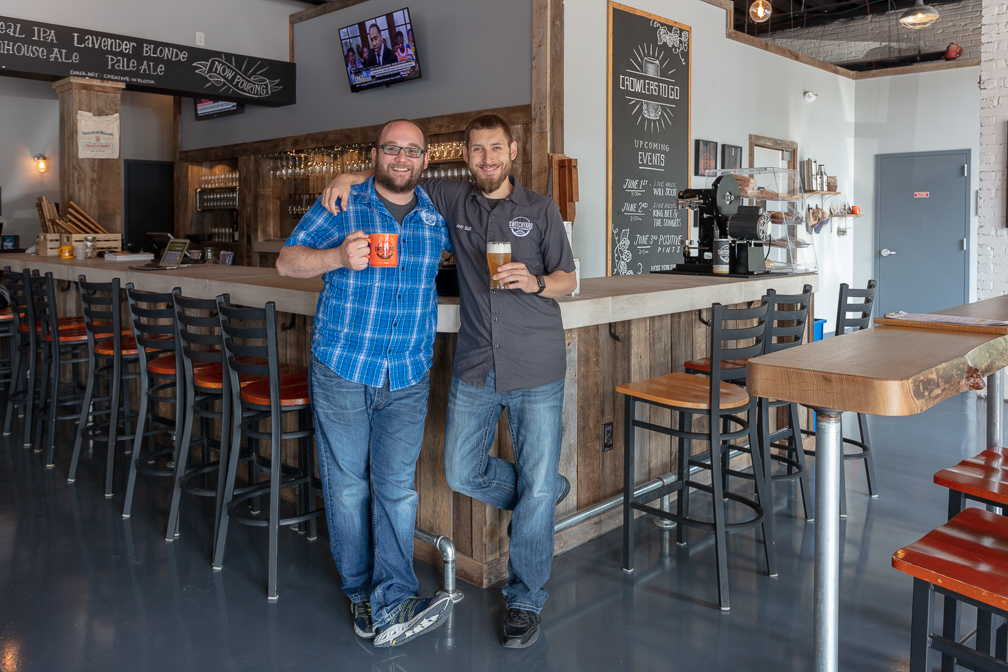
[
  {"x1": 351, "y1": 600, "x2": 374, "y2": 639},
  {"x1": 373, "y1": 593, "x2": 453, "y2": 648}
]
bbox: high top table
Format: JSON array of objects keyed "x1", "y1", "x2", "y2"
[{"x1": 748, "y1": 296, "x2": 1008, "y2": 672}]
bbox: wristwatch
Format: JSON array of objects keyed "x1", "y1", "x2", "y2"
[{"x1": 534, "y1": 274, "x2": 546, "y2": 295}]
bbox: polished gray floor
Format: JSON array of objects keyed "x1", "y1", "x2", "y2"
[{"x1": 0, "y1": 392, "x2": 988, "y2": 671}]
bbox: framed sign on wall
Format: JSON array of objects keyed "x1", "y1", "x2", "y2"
[{"x1": 607, "y1": 2, "x2": 691, "y2": 276}]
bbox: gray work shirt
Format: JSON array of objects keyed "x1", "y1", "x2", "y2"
[{"x1": 422, "y1": 176, "x2": 576, "y2": 393}]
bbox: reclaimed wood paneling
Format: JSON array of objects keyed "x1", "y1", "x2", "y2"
[{"x1": 576, "y1": 325, "x2": 601, "y2": 509}]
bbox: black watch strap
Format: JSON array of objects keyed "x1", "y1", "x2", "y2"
[{"x1": 534, "y1": 274, "x2": 546, "y2": 295}]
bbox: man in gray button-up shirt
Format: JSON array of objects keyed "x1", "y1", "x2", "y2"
[{"x1": 323, "y1": 114, "x2": 576, "y2": 649}]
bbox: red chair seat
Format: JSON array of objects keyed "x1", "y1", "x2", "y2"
[
  {"x1": 892, "y1": 507, "x2": 1008, "y2": 612},
  {"x1": 683, "y1": 357, "x2": 749, "y2": 374},
  {"x1": 148, "y1": 352, "x2": 217, "y2": 376},
  {"x1": 193, "y1": 359, "x2": 297, "y2": 391},
  {"x1": 241, "y1": 367, "x2": 311, "y2": 407},
  {"x1": 19, "y1": 315, "x2": 85, "y2": 332},
  {"x1": 43, "y1": 326, "x2": 89, "y2": 343},
  {"x1": 95, "y1": 335, "x2": 139, "y2": 357},
  {"x1": 0, "y1": 307, "x2": 13, "y2": 322},
  {"x1": 934, "y1": 446, "x2": 1008, "y2": 508}
]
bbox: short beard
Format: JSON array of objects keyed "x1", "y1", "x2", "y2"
[
  {"x1": 374, "y1": 160, "x2": 421, "y2": 195},
  {"x1": 471, "y1": 158, "x2": 511, "y2": 194}
]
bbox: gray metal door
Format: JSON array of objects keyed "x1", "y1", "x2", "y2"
[{"x1": 875, "y1": 150, "x2": 970, "y2": 316}]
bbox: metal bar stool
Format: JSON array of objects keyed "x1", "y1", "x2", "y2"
[
  {"x1": 28, "y1": 272, "x2": 89, "y2": 466},
  {"x1": 617, "y1": 300, "x2": 774, "y2": 611},
  {"x1": 2, "y1": 268, "x2": 32, "y2": 443},
  {"x1": 802, "y1": 280, "x2": 878, "y2": 516},
  {"x1": 755, "y1": 285, "x2": 814, "y2": 521},
  {"x1": 893, "y1": 507, "x2": 1008, "y2": 671},
  {"x1": 165, "y1": 291, "x2": 235, "y2": 549},
  {"x1": 214, "y1": 299, "x2": 322, "y2": 600},
  {"x1": 68, "y1": 276, "x2": 139, "y2": 497},
  {"x1": 0, "y1": 271, "x2": 16, "y2": 395},
  {"x1": 122, "y1": 285, "x2": 184, "y2": 518}
]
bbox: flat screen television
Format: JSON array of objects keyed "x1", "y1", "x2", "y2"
[
  {"x1": 340, "y1": 7, "x2": 422, "y2": 93},
  {"x1": 193, "y1": 99, "x2": 244, "y2": 121}
]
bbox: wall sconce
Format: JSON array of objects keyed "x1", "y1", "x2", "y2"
[{"x1": 33, "y1": 154, "x2": 48, "y2": 174}]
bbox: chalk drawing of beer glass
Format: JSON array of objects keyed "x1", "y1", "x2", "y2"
[{"x1": 642, "y1": 57, "x2": 661, "y2": 120}]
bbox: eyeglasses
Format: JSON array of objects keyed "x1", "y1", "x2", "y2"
[{"x1": 377, "y1": 144, "x2": 425, "y2": 159}]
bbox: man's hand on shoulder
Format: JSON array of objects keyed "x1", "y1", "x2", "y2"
[
  {"x1": 336, "y1": 230, "x2": 371, "y2": 271},
  {"x1": 322, "y1": 171, "x2": 372, "y2": 215}
]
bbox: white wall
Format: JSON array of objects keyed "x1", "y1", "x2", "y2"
[
  {"x1": 180, "y1": 0, "x2": 532, "y2": 150},
  {"x1": 565, "y1": 0, "x2": 857, "y2": 330},
  {"x1": 0, "y1": 0, "x2": 300, "y2": 62},
  {"x1": 853, "y1": 67, "x2": 981, "y2": 301},
  {"x1": 977, "y1": 0, "x2": 1008, "y2": 300}
]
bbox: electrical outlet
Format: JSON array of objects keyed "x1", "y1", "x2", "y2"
[
  {"x1": 196, "y1": 31, "x2": 205, "y2": 46},
  {"x1": 603, "y1": 422, "x2": 613, "y2": 452}
]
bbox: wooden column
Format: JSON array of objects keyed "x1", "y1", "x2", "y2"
[
  {"x1": 531, "y1": 0, "x2": 564, "y2": 195},
  {"x1": 52, "y1": 77, "x2": 126, "y2": 233}
]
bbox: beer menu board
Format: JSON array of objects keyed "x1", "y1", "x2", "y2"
[
  {"x1": 607, "y1": 2, "x2": 691, "y2": 275},
  {"x1": 0, "y1": 15, "x2": 295, "y2": 106}
]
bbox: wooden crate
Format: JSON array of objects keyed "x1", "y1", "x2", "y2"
[
  {"x1": 59, "y1": 233, "x2": 122, "y2": 253},
  {"x1": 36, "y1": 233, "x2": 62, "y2": 256}
]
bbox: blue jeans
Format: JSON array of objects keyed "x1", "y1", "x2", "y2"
[
  {"x1": 310, "y1": 357, "x2": 430, "y2": 629},
  {"x1": 443, "y1": 368, "x2": 565, "y2": 613}
]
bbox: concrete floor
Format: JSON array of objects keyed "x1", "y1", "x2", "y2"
[{"x1": 0, "y1": 392, "x2": 988, "y2": 671}]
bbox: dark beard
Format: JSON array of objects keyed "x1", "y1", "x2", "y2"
[
  {"x1": 374, "y1": 160, "x2": 421, "y2": 195},
  {"x1": 472, "y1": 160, "x2": 511, "y2": 194}
]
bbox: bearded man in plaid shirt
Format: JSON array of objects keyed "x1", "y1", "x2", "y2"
[{"x1": 276, "y1": 119, "x2": 453, "y2": 648}]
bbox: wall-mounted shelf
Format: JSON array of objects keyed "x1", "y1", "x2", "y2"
[
  {"x1": 196, "y1": 187, "x2": 239, "y2": 211},
  {"x1": 830, "y1": 213, "x2": 861, "y2": 218},
  {"x1": 804, "y1": 190, "x2": 841, "y2": 196}
]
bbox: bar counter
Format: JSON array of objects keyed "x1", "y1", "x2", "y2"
[{"x1": 2, "y1": 253, "x2": 816, "y2": 586}]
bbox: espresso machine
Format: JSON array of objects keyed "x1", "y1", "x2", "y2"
[{"x1": 675, "y1": 175, "x2": 770, "y2": 275}]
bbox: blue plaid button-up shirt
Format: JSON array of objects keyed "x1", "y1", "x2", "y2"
[{"x1": 285, "y1": 179, "x2": 451, "y2": 391}]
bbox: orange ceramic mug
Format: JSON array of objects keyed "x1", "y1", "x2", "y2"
[
  {"x1": 369, "y1": 233, "x2": 399, "y2": 267},
  {"x1": 851, "y1": 205, "x2": 861, "y2": 215},
  {"x1": 58, "y1": 245, "x2": 74, "y2": 259}
]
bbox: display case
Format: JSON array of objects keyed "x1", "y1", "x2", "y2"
[{"x1": 703, "y1": 166, "x2": 817, "y2": 274}]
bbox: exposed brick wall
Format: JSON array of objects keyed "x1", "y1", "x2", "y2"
[
  {"x1": 764, "y1": 0, "x2": 981, "y2": 63},
  {"x1": 977, "y1": 0, "x2": 1008, "y2": 298}
]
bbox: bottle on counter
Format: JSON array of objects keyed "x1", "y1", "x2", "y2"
[{"x1": 232, "y1": 212, "x2": 239, "y2": 243}]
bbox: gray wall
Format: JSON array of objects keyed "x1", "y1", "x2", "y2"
[{"x1": 180, "y1": 0, "x2": 533, "y2": 151}]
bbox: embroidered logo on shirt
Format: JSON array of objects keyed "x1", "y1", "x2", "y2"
[
  {"x1": 509, "y1": 216, "x2": 534, "y2": 237},
  {"x1": 420, "y1": 210, "x2": 438, "y2": 226}
]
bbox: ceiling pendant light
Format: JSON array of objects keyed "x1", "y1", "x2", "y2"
[
  {"x1": 749, "y1": 0, "x2": 772, "y2": 22},
  {"x1": 899, "y1": 0, "x2": 939, "y2": 29}
]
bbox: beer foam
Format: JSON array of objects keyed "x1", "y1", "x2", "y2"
[{"x1": 487, "y1": 241, "x2": 511, "y2": 254}]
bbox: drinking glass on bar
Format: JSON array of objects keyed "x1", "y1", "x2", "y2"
[{"x1": 487, "y1": 241, "x2": 512, "y2": 290}]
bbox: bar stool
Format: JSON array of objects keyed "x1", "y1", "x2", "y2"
[
  {"x1": 893, "y1": 507, "x2": 1008, "y2": 671},
  {"x1": 802, "y1": 281, "x2": 878, "y2": 516},
  {"x1": 29, "y1": 272, "x2": 89, "y2": 466},
  {"x1": 3, "y1": 269, "x2": 32, "y2": 443},
  {"x1": 755, "y1": 286, "x2": 814, "y2": 521},
  {"x1": 214, "y1": 299, "x2": 322, "y2": 600},
  {"x1": 0, "y1": 272, "x2": 16, "y2": 395},
  {"x1": 617, "y1": 300, "x2": 774, "y2": 611},
  {"x1": 122, "y1": 285, "x2": 183, "y2": 518},
  {"x1": 165, "y1": 291, "x2": 232, "y2": 547},
  {"x1": 68, "y1": 276, "x2": 139, "y2": 497}
]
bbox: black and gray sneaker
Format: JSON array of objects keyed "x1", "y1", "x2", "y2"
[
  {"x1": 373, "y1": 593, "x2": 453, "y2": 648},
  {"x1": 351, "y1": 600, "x2": 374, "y2": 639},
  {"x1": 508, "y1": 475, "x2": 571, "y2": 538},
  {"x1": 502, "y1": 608, "x2": 541, "y2": 648}
]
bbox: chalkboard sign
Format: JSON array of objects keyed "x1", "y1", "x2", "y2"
[
  {"x1": 607, "y1": 2, "x2": 691, "y2": 275},
  {"x1": 0, "y1": 15, "x2": 295, "y2": 106}
]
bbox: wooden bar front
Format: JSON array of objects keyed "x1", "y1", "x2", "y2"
[{"x1": 0, "y1": 255, "x2": 816, "y2": 587}]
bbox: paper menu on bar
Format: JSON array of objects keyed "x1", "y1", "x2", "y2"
[{"x1": 875, "y1": 311, "x2": 1008, "y2": 335}]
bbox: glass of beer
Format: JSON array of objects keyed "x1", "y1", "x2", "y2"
[{"x1": 487, "y1": 241, "x2": 512, "y2": 290}]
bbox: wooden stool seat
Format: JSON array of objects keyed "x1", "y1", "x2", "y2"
[
  {"x1": 43, "y1": 326, "x2": 89, "y2": 343},
  {"x1": 683, "y1": 357, "x2": 749, "y2": 374},
  {"x1": 0, "y1": 307, "x2": 12, "y2": 322},
  {"x1": 19, "y1": 315, "x2": 84, "y2": 332},
  {"x1": 95, "y1": 335, "x2": 140, "y2": 357},
  {"x1": 935, "y1": 447, "x2": 1008, "y2": 509},
  {"x1": 240, "y1": 367, "x2": 311, "y2": 406},
  {"x1": 617, "y1": 372, "x2": 749, "y2": 410},
  {"x1": 146, "y1": 352, "x2": 216, "y2": 376},
  {"x1": 192, "y1": 359, "x2": 296, "y2": 390},
  {"x1": 893, "y1": 507, "x2": 1008, "y2": 612}
]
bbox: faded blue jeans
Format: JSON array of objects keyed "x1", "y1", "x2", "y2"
[
  {"x1": 444, "y1": 367, "x2": 565, "y2": 613},
  {"x1": 310, "y1": 357, "x2": 430, "y2": 629}
]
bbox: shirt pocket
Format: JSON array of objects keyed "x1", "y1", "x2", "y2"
[{"x1": 508, "y1": 227, "x2": 545, "y2": 276}]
